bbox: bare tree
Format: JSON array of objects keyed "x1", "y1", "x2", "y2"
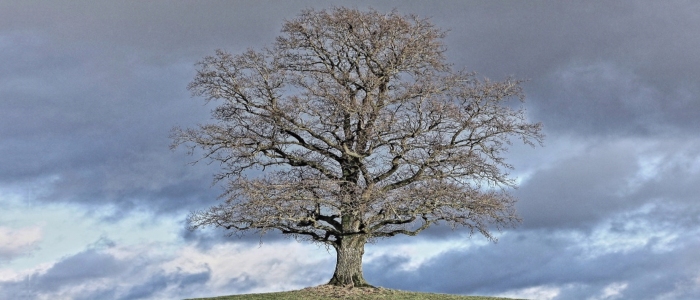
[{"x1": 173, "y1": 7, "x2": 543, "y2": 288}]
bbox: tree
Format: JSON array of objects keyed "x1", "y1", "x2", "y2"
[{"x1": 173, "y1": 7, "x2": 543, "y2": 288}]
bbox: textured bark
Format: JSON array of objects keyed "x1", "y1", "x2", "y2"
[{"x1": 328, "y1": 234, "x2": 372, "y2": 287}]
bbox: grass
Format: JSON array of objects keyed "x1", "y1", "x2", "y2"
[{"x1": 186, "y1": 285, "x2": 526, "y2": 300}]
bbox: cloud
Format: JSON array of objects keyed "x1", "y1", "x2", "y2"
[
  {"x1": 513, "y1": 135, "x2": 700, "y2": 231},
  {"x1": 30, "y1": 248, "x2": 125, "y2": 292},
  {"x1": 528, "y1": 62, "x2": 700, "y2": 136},
  {"x1": 439, "y1": 1, "x2": 700, "y2": 83},
  {"x1": 514, "y1": 138, "x2": 640, "y2": 229},
  {"x1": 3, "y1": 0, "x2": 698, "y2": 220},
  {"x1": 114, "y1": 269, "x2": 211, "y2": 300},
  {"x1": 0, "y1": 238, "x2": 334, "y2": 299},
  {"x1": 0, "y1": 1, "x2": 338, "y2": 62},
  {"x1": 0, "y1": 226, "x2": 42, "y2": 262},
  {"x1": 421, "y1": 1, "x2": 700, "y2": 137},
  {"x1": 362, "y1": 141, "x2": 700, "y2": 299},
  {"x1": 1, "y1": 2, "x2": 699, "y2": 300},
  {"x1": 0, "y1": 28, "x2": 220, "y2": 216},
  {"x1": 364, "y1": 224, "x2": 700, "y2": 300},
  {"x1": 163, "y1": 241, "x2": 333, "y2": 295},
  {"x1": 495, "y1": 285, "x2": 562, "y2": 300}
]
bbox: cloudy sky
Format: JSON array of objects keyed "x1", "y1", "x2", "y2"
[{"x1": 1, "y1": 1, "x2": 699, "y2": 299}]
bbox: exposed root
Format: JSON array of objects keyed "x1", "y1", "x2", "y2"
[{"x1": 300, "y1": 284, "x2": 387, "y2": 298}]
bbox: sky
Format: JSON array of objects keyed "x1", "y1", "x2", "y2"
[{"x1": 1, "y1": 1, "x2": 699, "y2": 299}]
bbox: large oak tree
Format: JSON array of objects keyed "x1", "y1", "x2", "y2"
[{"x1": 173, "y1": 7, "x2": 543, "y2": 287}]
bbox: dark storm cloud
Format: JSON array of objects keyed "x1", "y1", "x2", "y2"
[
  {"x1": 366, "y1": 229, "x2": 700, "y2": 299},
  {"x1": 364, "y1": 135, "x2": 700, "y2": 298},
  {"x1": 0, "y1": 1, "x2": 285, "y2": 58},
  {"x1": 117, "y1": 269, "x2": 211, "y2": 300},
  {"x1": 0, "y1": 249, "x2": 125, "y2": 298},
  {"x1": 514, "y1": 136, "x2": 700, "y2": 230},
  {"x1": 2, "y1": 1, "x2": 700, "y2": 299},
  {"x1": 3, "y1": 0, "x2": 697, "y2": 215},
  {"x1": 528, "y1": 62, "x2": 700, "y2": 136},
  {"x1": 0, "y1": 1, "x2": 369, "y2": 216},
  {"x1": 514, "y1": 139, "x2": 639, "y2": 229},
  {"x1": 0, "y1": 246, "x2": 212, "y2": 300},
  {"x1": 435, "y1": 1, "x2": 699, "y2": 75},
  {"x1": 30, "y1": 249, "x2": 124, "y2": 292},
  {"x1": 0, "y1": 17, "x2": 219, "y2": 215},
  {"x1": 418, "y1": 1, "x2": 700, "y2": 136},
  {"x1": 454, "y1": 1, "x2": 700, "y2": 84}
]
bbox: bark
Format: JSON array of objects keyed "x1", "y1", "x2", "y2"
[{"x1": 327, "y1": 234, "x2": 372, "y2": 287}]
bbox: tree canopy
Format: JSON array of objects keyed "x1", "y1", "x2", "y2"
[{"x1": 173, "y1": 7, "x2": 543, "y2": 287}]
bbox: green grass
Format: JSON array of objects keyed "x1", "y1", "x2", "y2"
[{"x1": 187, "y1": 285, "x2": 526, "y2": 300}]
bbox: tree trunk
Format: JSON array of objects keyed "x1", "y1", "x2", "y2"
[{"x1": 327, "y1": 234, "x2": 372, "y2": 287}]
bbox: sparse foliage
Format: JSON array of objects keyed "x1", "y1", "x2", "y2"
[{"x1": 173, "y1": 7, "x2": 543, "y2": 287}]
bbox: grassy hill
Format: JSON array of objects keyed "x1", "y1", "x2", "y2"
[{"x1": 187, "y1": 285, "x2": 526, "y2": 300}]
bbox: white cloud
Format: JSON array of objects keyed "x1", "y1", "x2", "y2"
[
  {"x1": 165, "y1": 241, "x2": 332, "y2": 295},
  {"x1": 577, "y1": 204, "x2": 682, "y2": 258},
  {"x1": 0, "y1": 226, "x2": 42, "y2": 262},
  {"x1": 1, "y1": 2, "x2": 700, "y2": 299},
  {"x1": 0, "y1": 239, "x2": 332, "y2": 299},
  {"x1": 587, "y1": 282, "x2": 628, "y2": 300},
  {"x1": 496, "y1": 285, "x2": 561, "y2": 300},
  {"x1": 0, "y1": 187, "x2": 184, "y2": 270}
]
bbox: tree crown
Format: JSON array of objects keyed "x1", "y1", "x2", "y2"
[{"x1": 174, "y1": 7, "x2": 543, "y2": 246}]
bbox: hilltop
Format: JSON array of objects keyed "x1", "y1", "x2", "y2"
[{"x1": 187, "y1": 284, "x2": 526, "y2": 300}]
